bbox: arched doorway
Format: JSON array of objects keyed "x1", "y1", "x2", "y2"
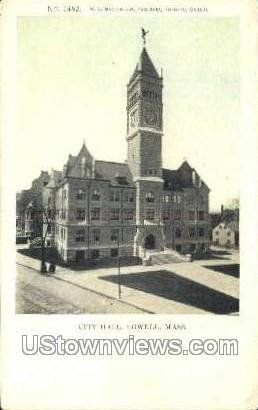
[{"x1": 144, "y1": 234, "x2": 155, "y2": 250}]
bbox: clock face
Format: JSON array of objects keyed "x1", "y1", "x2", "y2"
[{"x1": 143, "y1": 108, "x2": 159, "y2": 127}]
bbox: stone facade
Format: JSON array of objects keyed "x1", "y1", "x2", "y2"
[{"x1": 42, "y1": 45, "x2": 210, "y2": 263}]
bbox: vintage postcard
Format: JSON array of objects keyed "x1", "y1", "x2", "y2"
[{"x1": 1, "y1": 0, "x2": 258, "y2": 409}]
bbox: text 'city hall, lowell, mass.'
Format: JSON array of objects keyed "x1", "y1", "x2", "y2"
[{"x1": 41, "y1": 43, "x2": 210, "y2": 264}]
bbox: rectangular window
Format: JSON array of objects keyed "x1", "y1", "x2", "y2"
[
  {"x1": 92, "y1": 229, "x2": 100, "y2": 242},
  {"x1": 189, "y1": 211, "x2": 195, "y2": 220},
  {"x1": 111, "y1": 229, "x2": 119, "y2": 241},
  {"x1": 146, "y1": 192, "x2": 154, "y2": 203},
  {"x1": 198, "y1": 211, "x2": 205, "y2": 220},
  {"x1": 162, "y1": 210, "x2": 170, "y2": 221},
  {"x1": 146, "y1": 210, "x2": 155, "y2": 220},
  {"x1": 127, "y1": 192, "x2": 134, "y2": 202},
  {"x1": 91, "y1": 190, "x2": 100, "y2": 201},
  {"x1": 124, "y1": 210, "x2": 134, "y2": 220},
  {"x1": 91, "y1": 208, "x2": 100, "y2": 221},
  {"x1": 111, "y1": 248, "x2": 118, "y2": 257},
  {"x1": 173, "y1": 194, "x2": 181, "y2": 204},
  {"x1": 76, "y1": 189, "x2": 85, "y2": 200},
  {"x1": 175, "y1": 227, "x2": 181, "y2": 238},
  {"x1": 110, "y1": 191, "x2": 120, "y2": 202},
  {"x1": 189, "y1": 227, "x2": 196, "y2": 238},
  {"x1": 163, "y1": 194, "x2": 170, "y2": 203},
  {"x1": 91, "y1": 249, "x2": 100, "y2": 259},
  {"x1": 110, "y1": 209, "x2": 119, "y2": 221},
  {"x1": 190, "y1": 244, "x2": 196, "y2": 252},
  {"x1": 174, "y1": 210, "x2": 181, "y2": 220},
  {"x1": 75, "y1": 229, "x2": 85, "y2": 242},
  {"x1": 76, "y1": 208, "x2": 85, "y2": 221},
  {"x1": 198, "y1": 228, "x2": 205, "y2": 237}
]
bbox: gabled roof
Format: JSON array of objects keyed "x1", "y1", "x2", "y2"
[
  {"x1": 95, "y1": 161, "x2": 134, "y2": 187},
  {"x1": 227, "y1": 221, "x2": 239, "y2": 233},
  {"x1": 130, "y1": 47, "x2": 159, "y2": 82},
  {"x1": 64, "y1": 141, "x2": 94, "y2": 178},
  {"x1": 162, "y1": 169, "x2": 184, "y2": 191},
  {"x1": 162, "y1": 161, "x2": 209, "y2": 191},
  {"x1": 45, "y1": 170, "x2": 62, "y2": 188}
]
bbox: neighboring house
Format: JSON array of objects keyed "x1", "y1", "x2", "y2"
[
  {"x1": 16, "y1": 171, "x2": 50, "y2": 237},
  {"x1": 42, "y1": 45, "x2": 210, "y2": 263},
  {"x1": 212, "y1": 222, "x2": 239, "y2": 247}
]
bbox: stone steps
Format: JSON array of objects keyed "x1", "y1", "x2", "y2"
[{"x1": 147, "y1": 249, "x2": 191, "y2": 265}]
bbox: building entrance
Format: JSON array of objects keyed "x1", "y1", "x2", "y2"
[{"x1": 144, "y1": 234, "x2": 155, "y2": 250}]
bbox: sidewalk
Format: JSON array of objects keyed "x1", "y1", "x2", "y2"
[{"x1": 16, "y1": 249, "x2": 239, "y2": 314}]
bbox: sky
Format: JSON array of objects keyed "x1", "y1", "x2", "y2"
[{"x1": 17, "y1": 16, "x2": 240, "y2": 211}]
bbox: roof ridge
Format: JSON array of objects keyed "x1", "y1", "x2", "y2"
[{"x1": 95, "y1": 160, "x2": 127, "y2": 165}]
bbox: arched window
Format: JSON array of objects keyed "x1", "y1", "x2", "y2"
[
  {"x1": 76, "y1": 189, "x2": 85, "y2": 200},
  {"x1": 92, "y1": 189, "x2": 100, "y2": 201},
  {"x1": 146, "y1": 192, "x2": 154, "y2": 203}
]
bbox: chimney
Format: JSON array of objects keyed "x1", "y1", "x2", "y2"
[{"x1": 221, "y1": 204, "x2": 224, "y2": 220}]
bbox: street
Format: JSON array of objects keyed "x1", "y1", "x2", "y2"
[
  {"x1": 16, "y1": 264, "x2": 146, "y2": 314},
  {"x1": 16, "y1": 247, "x2": 239, "y2": 314}
]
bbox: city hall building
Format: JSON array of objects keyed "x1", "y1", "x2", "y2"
[{"x1": 43, "y1": 45, "x2": 210, "y2": 263}]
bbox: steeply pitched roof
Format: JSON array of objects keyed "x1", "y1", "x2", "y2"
[
  {"x1": 64, "y1": 142, "x2": 94, "y2": 178},
  {"x1": 45, "y1": 170, "x2": 62, "y2": 188},
  {"x1": 162, "y1": 161, "x2": 209, "y2": 191},
  {"x1": 162, "y1": 169, "x2": 184, "y2": 191},
  {"x1": 227, "y1": 221, "x2": 239, "y2": 232},
  {"x1": 130, "y1": 47, "x2": 159, "y2": 82},
  {"x1": 95, "y1": 161, "x2": 134, "y2": 186}
]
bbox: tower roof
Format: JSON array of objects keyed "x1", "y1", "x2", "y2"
[{"x1": 130, "y1": 47, "x2": 159, "y2": 82}]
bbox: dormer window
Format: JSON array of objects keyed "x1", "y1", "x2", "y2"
[{"x1": 146, "y1": 192, "x2": 154, "y2": 203}]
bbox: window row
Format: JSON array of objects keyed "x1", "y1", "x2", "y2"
[
  {"x1": 75, "y1": 189, "x2": 135, "y2": 202},
  {"x1": 145, "y1": 193, "x2": 183, "y2": 204},
  {"x1": 54, "y1": 208, "x2": 134, "y2": 222},
  {"x1": 162, "y1": 210, "x2": 205, "y2": 221},
  {"x1": 75, "y1": 228, "x2": 122, "y2": 243},
  {"x1": 174, "y1": 227, "x2": 205, "y2": 239},
  {"x1": 74, "y1": 208, "x2": 134, "y2": 222},
  {"x1": 162, "y1": 194, "x2": 182, "y2": 204},
  {"x1": 214, "y1": 230, "x2": 232, "y2": 237},
  {"x1": 75, "y1": 248, "x2": 118, "y2": 260}
]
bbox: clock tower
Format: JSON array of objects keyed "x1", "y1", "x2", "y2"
[
  {"x1": 127, "y1": 46, "x2": 165, "y2": 257},
  {"x1": 127, "y1": 47, "x2": 163, "y2": 178}
]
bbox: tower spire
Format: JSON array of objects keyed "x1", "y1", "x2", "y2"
[{"x1": 141, "y1": 28, "x2": 149, "y2": 46}]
